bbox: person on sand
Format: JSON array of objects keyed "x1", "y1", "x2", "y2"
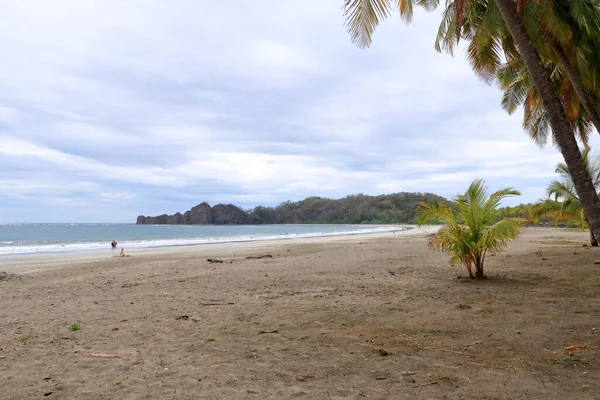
[
  {"x1": 113, "y1": 248, "x2": 125, "y2": 257},
  {"x1": 111, "y1": 240, "x2": 117, "y2": 250},
  {"x1": 113, "y1": 249, "x2": 131, "y2": 258}
]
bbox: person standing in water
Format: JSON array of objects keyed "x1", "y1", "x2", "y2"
[{"x1": 111, "y1": 240, "x2": 117, "y2": 250}]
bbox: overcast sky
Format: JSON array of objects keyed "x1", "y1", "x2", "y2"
[{"x1": 1, "y1": 0, "x2": 592, "y2": 223}]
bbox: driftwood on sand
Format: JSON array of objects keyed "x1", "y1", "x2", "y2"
[
  {"x1": 207, "y1": 254, "x2": 273, "y2": 264},
  {"x1": 245, "y1": 254, "x2": 273, "y2": 260}
]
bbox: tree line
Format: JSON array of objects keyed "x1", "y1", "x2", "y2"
[{"x1": 248, "y1": 192, "x2": 449, "y2": 224}]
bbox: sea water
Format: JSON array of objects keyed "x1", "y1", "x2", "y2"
[{"x1": 0, "y1": 223, "x2": 409, "y2": 257}]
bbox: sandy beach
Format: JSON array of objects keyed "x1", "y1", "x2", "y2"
[{"x1": 1, "y1": 226, "x2": 599, "y2": 399}]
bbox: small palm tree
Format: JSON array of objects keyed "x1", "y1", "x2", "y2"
[
  {"x1": 417, "y1": 179, "x2": 523, "y2": 279},
  {"x1": 531, "y1": 149, "x2": 600, "y2": 246}
]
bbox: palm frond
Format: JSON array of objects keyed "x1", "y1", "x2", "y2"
[
  {"x1": 483, "y1": 187, "x2": 521, "y2": 215},
  {"x1": 547, "y1": 179, "x2": 577, "y2": 202},
  {"x1": 465, "y1": 29, "x2": 503, "y2": 83},
  {"x1": 523, "y1": 106, "x2": 550, "y2": 147},
  {"x1": 480, "y1": 218, "x2": 523, "y2": 255},
  {"x1": 435, "y1": 2, "x2": 458, "y2": 54},
  {"x1": 416, "y1": 201, "x2": 456, "y2": 225},
  {"x1": 343, "y1": 0, "x2": 393, "y2": 48}
]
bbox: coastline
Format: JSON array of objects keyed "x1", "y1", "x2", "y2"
[
  {"x1": 0, "y1": 225, "x2": 440, "y2": 274},
  {"x1": 0, "y1": 223, "x2": 415, "y2": 259}
]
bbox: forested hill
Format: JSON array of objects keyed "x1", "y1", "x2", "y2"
[
  {"x1": 249, "y1": 193, "x2": 449, "y2": 224},
  {"x1": 136, "y1": 192, "x2": 450, "y2": 225}
]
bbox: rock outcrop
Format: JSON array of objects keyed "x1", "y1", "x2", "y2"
[
  {"x1": 213, "y1": 204, "x2": 251, "y2": 224},
  {"x1": 136, "y1": 203, "x2": 253, "y2": 225},
  {"x1": 188, "y1": 203, "x2": 213, "y2": 224}
]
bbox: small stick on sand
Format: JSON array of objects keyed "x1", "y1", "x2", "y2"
[
  {"x1": 464, "y1": 361, "x2": 486, "y2": 366},
  {"x1": 414, "y1": 381, "x2": 439, "y2": 388},
  {"x1": 583, "y1": 375, "x2": 600, "y2": 381},
  {"x1": 245, "y1": 255, "x2": 273, "y2": 260},
  {"x1": 463, "y1": 340, "x2": 482, "y2": 349},
  {"x1": 200, "y1": 302, "x2": 235, "y2": 306},
  {"x1": 258, "y1": 329, "x2": 278, "y2": 334}
]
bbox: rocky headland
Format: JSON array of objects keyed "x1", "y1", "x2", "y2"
[{"x1": 136, "y1": 202, "x2": 253, "y2": 225}]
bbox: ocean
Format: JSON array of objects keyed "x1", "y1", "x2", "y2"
[{"x1": 0, "y1": 223, "x2": 409, "y2": 257}]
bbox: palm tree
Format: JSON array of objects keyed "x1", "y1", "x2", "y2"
[
  {"x1": 492, "y1": 0, "x2": 600, "y2": 243},
  {"x1": 417, "y1": 179, "x2": 523, "y2": 278},
  {"x1": 531, "y1": 149, "x2": 600, "y2": 245},
  {"x1": 342, "y1": 0, "x2": 600, "y2": 243}
]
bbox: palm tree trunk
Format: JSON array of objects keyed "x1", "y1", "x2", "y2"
[
  {"x1": 590, "y1": 228, "x2": 598, "y2": 246},
  {"x1": 586, "y1": 217, "x2": 599, "y2": 246},
  {"x1": 494, "y1": 0, "x2": 600, "y2": 243},
  {"x1": 474, "y1": 254, "x2": 485, "y2": 279},
  {"x1": 549, "y1": 41, "x2": 600, "y2": 137}
]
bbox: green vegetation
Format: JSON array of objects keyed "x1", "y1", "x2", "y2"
[
  {"x1": 206, "y1": 337, "x2": 215, "y2": 342},
  {"x1": 417, "y1": 179, "x2": 524, "y2": 278},
  {"x1": 342, "y1": 0, "x2": 600, "y2": 249},
  {"x1": 531, "y1": 149, "x2": 600, "y2": 246},
  {"x1": 70, "y1": 323, "x2": 81, "y2": 331},
  {"x1": 429, "y1": 371, "x2": 459, "y2": 383},
  {"x1": 248, "y1": 192, "x2": 448, "y2": 224}
]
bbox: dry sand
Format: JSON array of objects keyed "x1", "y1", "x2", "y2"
[{"x1": 1, "y1": 227, "x2": 599, "y2": 399}]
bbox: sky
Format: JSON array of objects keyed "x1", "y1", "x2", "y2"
[{"x1": 0, "y1": 0, "x2": 593, "y2": 223}]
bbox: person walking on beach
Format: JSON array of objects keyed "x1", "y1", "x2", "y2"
[{"x1": 111, "y1": 240, "x2": 117, "y2": 250}]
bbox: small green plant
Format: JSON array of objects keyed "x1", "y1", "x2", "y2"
[
  {"x1": 70, "y1": 323, "x2": 81, "y2": 331},
  {"x1": 429, "y1": 371, "x2": 459, "y2": 387},
  {"x1": 430, "y1": 371, "x2": 458, "y2": 381},
  {"x1": 206, "y1": 337, "x2": 215, "y2": 342},
  {"x1": 20, "y1": 334, "x2": 39, "y2": 343}
]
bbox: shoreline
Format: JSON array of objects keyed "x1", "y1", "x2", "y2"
[
  {"x1": 1, "y1": 225, "x2": 440, "y2": 275},
  {"x1": 0, "y1": 224, "x2": 415, "y2": 259}
]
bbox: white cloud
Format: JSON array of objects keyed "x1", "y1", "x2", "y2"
[
  {"x1": 0, "y1": 106, "x2": 20, "y2": 122},
  {"x1": 0, "y1": 0, "x2": 590, "y2": 222}
]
